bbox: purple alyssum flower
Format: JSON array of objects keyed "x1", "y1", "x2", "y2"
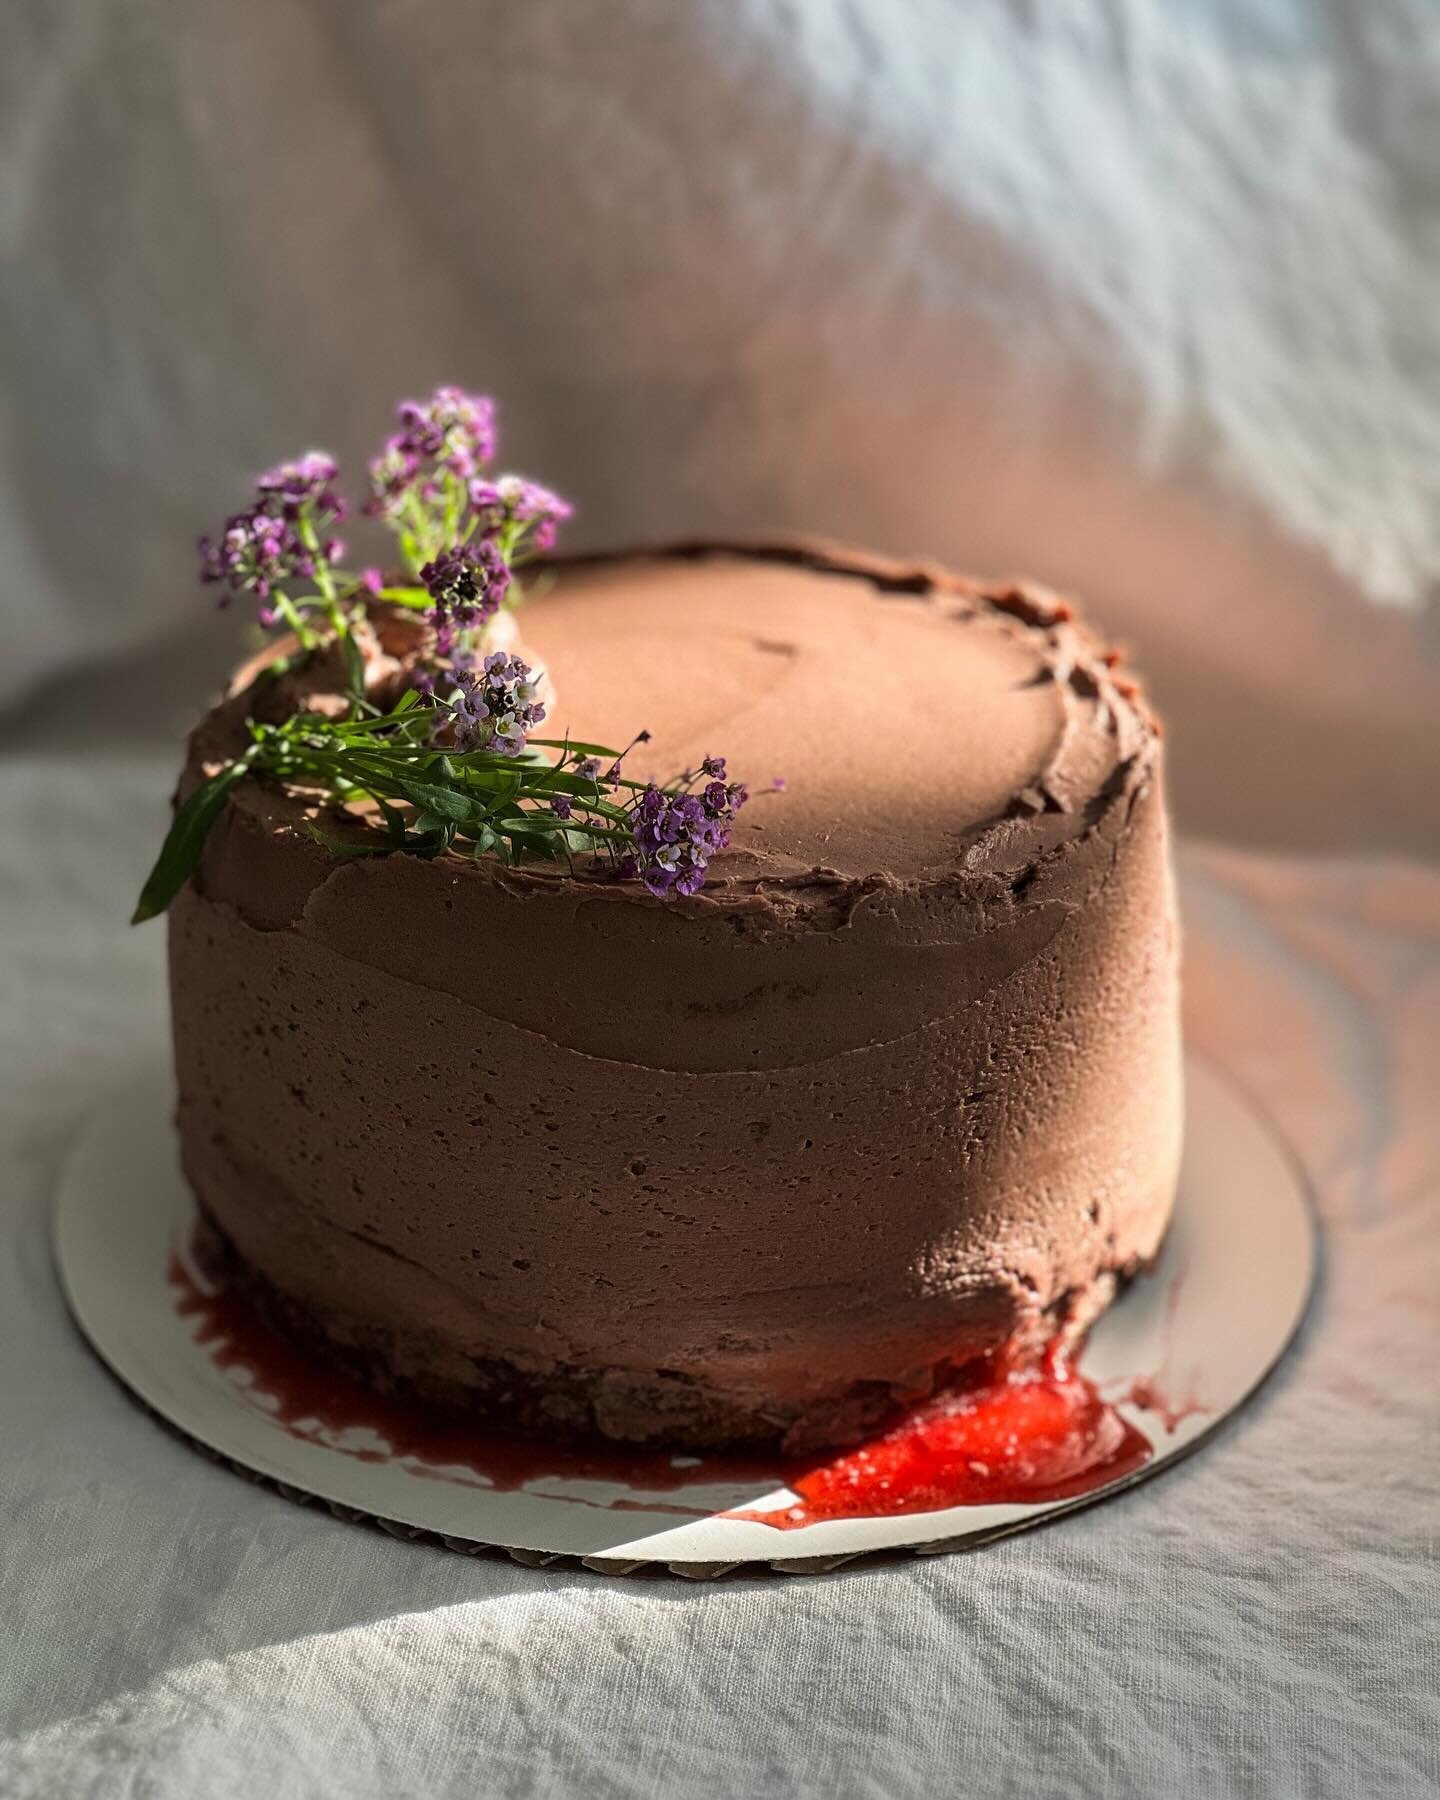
[
  {"x1": 398, "y1": 387, "x2": 496, "y2": 476},
  {"x1": 419, "y1": 540, "x2": 512, "y2": 656},
  {"x1": 363, "y1": 389, "x2": 570, "y2": 573},
  {"x1": 198, "y1": 509, "x2": 315, "y2": 605},
  {"x1": 550, "y1": 793, "x2": 574, "y2": 820},
  {"x1": 626, "y1": 776, "x2": 747, "y2": 898},
  {"x1": 438, "y1": 651, "x2": 546, "y2": 757},
  {"x1": 468, "y1": 474, "x2": 573, "y2": 555},
  {"x1": 198, "y1": 451, "x2": 346, "y2": 610},
  {"x1": 255, "y1": 453, "x2": 346, "y2": 520},
  {"x1": 367, "y1": 387, "x2": 497, "y2": 516}
]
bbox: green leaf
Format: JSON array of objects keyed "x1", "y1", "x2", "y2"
[
  {"x1": 527, "y1": 738, "x2": 622, "y2": 759},
  {"x1": 467, "y1": 823, "x2": 504, "y2": 860},
  {"x1": 505, "y1": 811, "x2": 583, "y2": 836},
  {"x1": 340, "y1": 628, "x2": 367, "y2": 704},
  {"x1": 513, "y1": 832, "x2": 565, "y2": 860},
  {"x1": 375, "y1": 796, "x2": 408, "y2": 844},
  {"x1": 305, "y1": 822, "x2": 388, "y2": 859},
  {"x1": 386, "y1": 778, "x2": 484, "y2": 823},
  {"x1": 131, "y1": 759, "x2": 253, "y2": 923}
]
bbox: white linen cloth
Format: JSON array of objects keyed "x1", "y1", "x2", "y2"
[
  {"x1": 3, "y1": 2, "x2": 1440, "y2": 1791},
  {"x1": 1, "y1": 756, "x2": 1437, "y2": 1799},
  {"x1": 3, "y1": 0, "x2": 1439, "y2": 852}
]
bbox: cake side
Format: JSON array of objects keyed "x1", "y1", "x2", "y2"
[{"x1": 168, "y1": 542, "x2": 1183, "y2": 1450}]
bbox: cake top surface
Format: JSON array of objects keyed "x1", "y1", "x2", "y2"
[
  {"x1": 195, "y1": 541, "x2": 1158, "y2": 911},
  {"x1": 523, "y1": 544, "x2": 1153, "y2": 888}
]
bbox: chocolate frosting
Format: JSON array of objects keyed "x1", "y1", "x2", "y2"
[{"x1": 168, "y1": 542, "x2": 1183, "y2": 1448}]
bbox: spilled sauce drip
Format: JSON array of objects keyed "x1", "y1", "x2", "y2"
[{"x1": 169, "y1": 1247, "x2": 1192, "y2": 1529}]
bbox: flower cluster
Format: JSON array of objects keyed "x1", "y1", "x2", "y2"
[
  {"x1": 418, "y1": 540, "x2": 512, "y2": 657},
  {"x1": 623, "y1": 765, "x2": 749, "y2": 898},
  {"x1": 197, "y1": 388, "x2": 571, "y2": 668},
  {"x1": 397, "y1": 387, "x2": 497, "y2": 476},
  {"x1": 135, "y1": 695, "x2": 770, "y2": 924},
  {"x1": 367, "y1": 387, "x2": 497, "y2": 519},
  {"x1": 198, "y1": 512, "x2": 300, "y2": 611},
  {"x1": 439, "y1": 652, "x2": 547, "y2": 757},
  {"x1": 198, "y1": 452, "x2": 346, "y2": 613},
  {"x1": 469, "y1": 474, "x2": 574, "y2": 557},
  {"x1": 256, "y1": 452, "x2": 346, "y2": 515},
  {"x1": 148, "y1": 388, "x2": 774, "y2": 918}
]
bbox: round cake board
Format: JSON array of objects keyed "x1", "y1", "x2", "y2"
[{"x1": 53, "y1": 1054, "x2": 1314, "y2": 1579}]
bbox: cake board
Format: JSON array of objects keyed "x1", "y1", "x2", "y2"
[{"x1": 52, "y1": 1053, "x2": 1315, "y2": 1578}]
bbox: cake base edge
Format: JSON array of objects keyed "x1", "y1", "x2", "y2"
[{"x1": 188, "y1": 1206, "x2": 1167, "y2": 1455}]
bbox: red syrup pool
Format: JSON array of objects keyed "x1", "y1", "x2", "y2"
[
  {"x1": 168, "y1": 1246, "x2": 1159, "y2": 1529},
  {"x1": 730, "y1": 1350, "x2": 1154, "y2": 1529}
]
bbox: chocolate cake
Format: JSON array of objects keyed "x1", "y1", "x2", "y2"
[{"x1": 168, "y1": 542, "x2": 1182, "y2": 1451}]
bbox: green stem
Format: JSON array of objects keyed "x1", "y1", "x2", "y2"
[
  {"x1": 270, "y1": 589, "x2": 315, "y2": 649},
  {"x1": 295, "y1": 510, "x2": 347, "y2": 640},
  {"x1": 400, "y1": 490, "x2": 435, "y2": 572},
  {"x1": 134, "y1": 694, "x2": 657, "y2": 925}
]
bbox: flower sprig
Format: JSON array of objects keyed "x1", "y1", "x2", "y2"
[
  {"x1": 198, "y1": 452, "x2": 350, "y2": 646},
  {"x1": 365, "y1": 387, "x2": 570, "y2": 579},
  {"x1": 197, "y1": 385, "x2": 570, "y2": 675},
  {"x1": 132, "y1": 686, "x2": 750, "y2": 922},
  {"x1": 134, "y1": 387, "x2": 763, "y2": 919}
]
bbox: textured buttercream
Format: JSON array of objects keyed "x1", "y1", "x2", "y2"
[{"x1": 168, "y1": 543, "x2": 1183, "y2": 1449}]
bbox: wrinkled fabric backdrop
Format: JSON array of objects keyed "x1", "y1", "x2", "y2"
[{"x1": 2, "y1": 3, "x2": 1437, "y2": 1797}]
